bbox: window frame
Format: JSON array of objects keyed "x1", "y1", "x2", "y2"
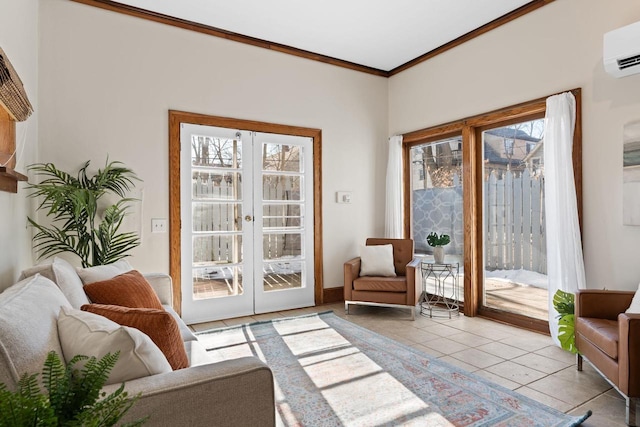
[{"x1": 402, "y1": 89, "x2": 582, "y2": 333}]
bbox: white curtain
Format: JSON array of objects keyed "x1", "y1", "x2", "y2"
[
  {"x1": 385, "y1": 135, "x2": 403, "y2": 238},
  {"x1": 544, "y1": 92, "x2": 586, "y2": 346}
]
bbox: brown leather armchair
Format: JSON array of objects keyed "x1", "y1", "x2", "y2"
[
  {"x1": 575, "y1": 289, "x2": 640, "y2": 426},
  {"x1": 344, "y1": 238, "x2": 421, "y2": 320}
]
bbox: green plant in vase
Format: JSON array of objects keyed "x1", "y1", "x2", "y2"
[
  {"x1": 426, "y1": 232, "x2": 450, "y2": 264},
  {"x1": 553, "y1": 289, "x2": 578, "y2": 354},
  {"x1": 27, "y1": 159, "x2": 141, "y2": 268}
]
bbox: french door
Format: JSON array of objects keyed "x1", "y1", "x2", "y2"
[{"x1": 180, "y1": 124, "x2": 315, "y2": 324}]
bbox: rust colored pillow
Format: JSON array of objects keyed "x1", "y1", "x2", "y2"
[
  {"x1": 84, "y1": 270, "x2": 163, "y2": 310},
  {"x1": 81, "y1": 304, "x2": 188, "y2": 370}
]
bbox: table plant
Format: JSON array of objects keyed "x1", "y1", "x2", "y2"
[
  {"x1": 426, "y1": 232, "x2": 450, "y2": 264},
  {"x1": 27, "y1": 159, "x2": 141, "y2": 268}
]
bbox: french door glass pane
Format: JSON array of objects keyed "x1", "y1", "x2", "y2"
[
  {"x1": 263, "y1": 204, "x2": 302, "y2": 229},
  {"x1": 192, "y1": 235, "x2": 243, "y2": 265},
  {"x1": 262, "y1": 144, "x2": 303, "y2": 172},
  {"x1": 263, "y1": 261, "x2": 303, "y2": 291},
  {"x1": 410, "y1": 136, "x2": 464, "y2": 303},
  {"x1": 192, "y1": 266, "x2": 243, "y2": 300},
  {"x1": 192, "y1": 202, "x2": 242, "y2": 232},
  {"x1": 263, "y1": 232, "x2": 302, "y2": 260},
  {"x1": 192, "y1": 171, "x2": 242, "y2": 200},
  {"x1": 481, "y1": 119, "x2": 547, "y2": 320},
  {"x1": 191, "y1": 136, "x2": 242, "y2": 168},
  {"x1": 263, "y1": 175, "x2": 302, "y2": 200}
]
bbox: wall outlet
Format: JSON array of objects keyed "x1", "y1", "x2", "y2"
[{"x1": 151, "y1": 218, "x2": 167, "y2": 233}]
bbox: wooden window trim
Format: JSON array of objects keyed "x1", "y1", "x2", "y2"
[
  {"x1": 168, "y1": 110, "x2": 323, "y2": 315},
  {"x1": 70, "y1": 0, "x2": 554, "y2": 77},
  {"x1": 402, "y1": 89, "x2": 582, "y2": 334}
]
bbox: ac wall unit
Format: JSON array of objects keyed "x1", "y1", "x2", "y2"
[{"x1": 604, "y1": 20, "x2": 640, "y2": 78}]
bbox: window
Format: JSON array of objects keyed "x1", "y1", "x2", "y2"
[
  {"x1": 403, "y1": 90, "x2": 582, "y2": 333},
  {"x1": 503, "y1": 138, "x2": 514, "y2": 156}
]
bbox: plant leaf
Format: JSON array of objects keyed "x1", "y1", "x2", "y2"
[{"x1": 557, "y1": 314, "x2": 577, "y2": 354}]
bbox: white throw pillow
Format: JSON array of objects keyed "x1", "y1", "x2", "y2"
[
  {"x1": 359, "y1": 244, "x2": 396, "y2": 277},
  {"x1": 626, "y1": 283, "x2": 640, "y2": 313},
  {"x1": 57, "y1": 306, "x2": 171, "y2": 384},
  {"x1": 76, "y1": 259, "x2": 133, "y2": 285},
  {"x1": 19, "y1": 258, "x2": 90, "y2": 309}
]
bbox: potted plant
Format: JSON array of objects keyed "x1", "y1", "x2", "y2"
[
  {"x1": 553, "y1": 289, "x2": 578, "y2": 354},
  {"x1": 0, "y1": 351, "x2": 146, "y2": 426},
  {"x1": 27, "y1": 159, "x2": 141, "y2": 268},
  {"x1": 426, "y1": 232, "x2": 450, "y2": 264}
]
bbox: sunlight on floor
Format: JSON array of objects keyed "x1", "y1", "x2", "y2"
[{"x1": 201, "y1": 315, "x2": 456, "y2": 426}]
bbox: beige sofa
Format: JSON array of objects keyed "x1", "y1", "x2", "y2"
[{"x1": 0, "y1": 261, "x2": 275, "y2": 426}]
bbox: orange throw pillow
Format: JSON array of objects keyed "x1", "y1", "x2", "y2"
[
  {"x1": 81, "y1": 304, "x2": 189, "y2": 370},
  {"x1": 84, "y1": 270, "x2": 163, "y2": 310}
]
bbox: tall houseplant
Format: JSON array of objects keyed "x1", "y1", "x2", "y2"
[{"x1": 27, "y1": 159, "x2": 141, "y2": 268}]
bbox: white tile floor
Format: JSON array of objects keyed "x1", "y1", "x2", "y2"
[{"x1": 190, "y1": 303, "x2": 630, "y2": 426}]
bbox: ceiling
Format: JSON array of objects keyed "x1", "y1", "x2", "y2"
[{"x1": 110, "y1": 0, "x2": 539, "y2": 73}]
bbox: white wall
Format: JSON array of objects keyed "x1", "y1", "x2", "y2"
[
  {"x1": 39, "y1": 0, "x2": 388, "y2": 289},
  {"x1": 389, "y1": 0, "x2": 640, "y2": 290},
  {"x1": 0, "y1": 0, "x2": 38, "y2": 291}
]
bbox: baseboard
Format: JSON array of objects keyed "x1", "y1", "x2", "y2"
[{"x1": 322, "y1": 287, "x2": 344, "y2": 304}]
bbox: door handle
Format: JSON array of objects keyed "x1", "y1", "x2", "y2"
[{"x1": 244, "y1": 215, "x2": 253, "y2": 222}]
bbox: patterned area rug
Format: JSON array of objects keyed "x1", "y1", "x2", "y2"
[{"x1": 195, "y1": 312, "x2": 591, "y2": 427}]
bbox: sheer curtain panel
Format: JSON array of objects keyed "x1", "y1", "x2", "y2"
[
  {"x1": 544, "y1": 92, "x2": 586, "y2": 345},
  {"x1": 385, "y1": 135, "x2": 403, "y2": 238}
]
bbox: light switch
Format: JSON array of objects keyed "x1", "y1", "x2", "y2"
[{"x1": 336, "y1": 191, "x2": 352, "y2": 204}]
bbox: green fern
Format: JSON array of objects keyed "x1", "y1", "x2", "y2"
[
  {"x1": 0, "y1": 351, "x2": 146, "y2": 427},
  {"x1": 0, "y1": 374, "x2": 56, "y2": 427},
  {"x1": 27, "y1": 159, "x2": 141, "y2": 268}
]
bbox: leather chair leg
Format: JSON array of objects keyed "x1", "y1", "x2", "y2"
[
  {"x1": 627, "y1": 397, "x2": 638, "y2": 426},
  {"x1": 577, "y1": 354, "x2": 583, "y2": 371}
]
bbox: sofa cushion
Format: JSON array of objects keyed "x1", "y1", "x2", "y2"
[
  {"x1": 353, "y1": 276, "x2": 407, "y2": 292},
  {"x1": 82, "y1": 304, "x2": 189, "y2": 370},
  {"x1": 77, "y1": 259, "x2": 133, "y2": 285},
  {"x1": 359, "y1": 244, "x2": 396, "y2": 277},
  {"x1": 58, "y1": 306, "x2": 171, "y2": 384},
  {"x1": 19, "y1": 257, "x2": 90, "y2": 309},
  {"x1": 576, "y1": 317, "x2": 619, "y2": 360},
  {"x1": 626, "y1": 282, "x2": 640, "y2": 313},
  {"x1": 0, "y1": 275, "x2": 70, "y2": 389},
  {"x1": 84, "y1": 270, "x2": 163, "y2": 310},
  {"x1": 164, "y1": 304, "x2": 197, "y2": 342}
]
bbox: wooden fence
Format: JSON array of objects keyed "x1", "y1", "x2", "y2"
[
  {"x1": 191, "y1": 173, "x2": 302, "y2": 266},
  {"x1": 484, "y1": 169, "x2": 546, "y2": 273}
]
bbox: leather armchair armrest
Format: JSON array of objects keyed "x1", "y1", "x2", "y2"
[
  {"x1": 618, "y1": 313, "x2": 640, "y2": 396},
  {"x1": 344, "y1": 257, "x2": 361, "y2": 301},
  {"x1": 406, "y1": 257, "x2": 421, "y2": 305},
  {"x1": 575, "y1": 289, "x2": 634, "y2": 320},
  {"x1": 103, "y1": 357, "x2": 275, "y2": 427}
]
